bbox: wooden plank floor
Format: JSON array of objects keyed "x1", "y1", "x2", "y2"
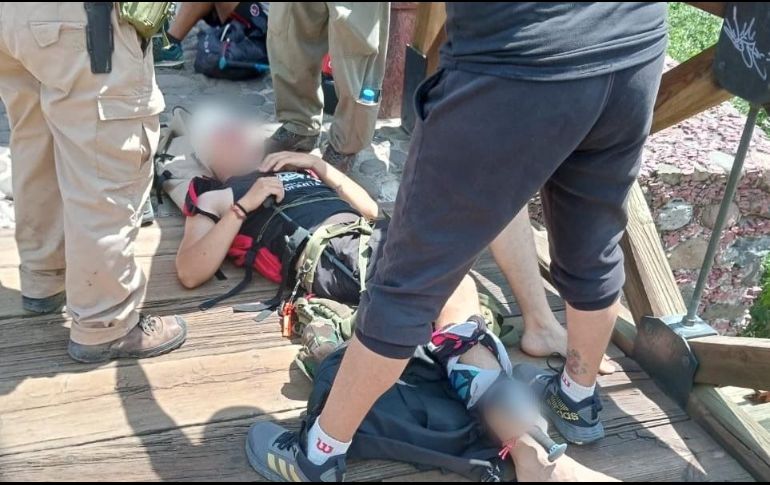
[
  {"x1": 0, "y1": 210, "x2": 754, "y2": 482},
  {"x1": 723, "y1": 388, "x2": 770, "y2": 433}
]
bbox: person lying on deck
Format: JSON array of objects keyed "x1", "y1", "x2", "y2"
[
  {"x1": 176, "y1": 108, "x2": 488, "y2": 327},
  {"x1": 175, "y1": 109, "x2": 621, "y2": 480},
  {"x1": 174, "y1": 107, "x2": 615, "y2": 374}
]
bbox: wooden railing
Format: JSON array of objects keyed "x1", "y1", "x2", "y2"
[{"x1": 407, "y1": 2, "x2": 770, "y2": 480}]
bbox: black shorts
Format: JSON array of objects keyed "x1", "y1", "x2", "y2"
[
  {"x1": 353, "y1": 54, "x2": 666, "y2": 359},
  {"x1": 311, "y1": 216, "x2": 389, "y2": 306}
]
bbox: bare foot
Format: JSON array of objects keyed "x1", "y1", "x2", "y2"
[
  {"x1": 520, "y1": 317, "x2": 617, "y2": 376},
  {"x1": 513, "y1": 437, "x2": 620, "y2": 482}
]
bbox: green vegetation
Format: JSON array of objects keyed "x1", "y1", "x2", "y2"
[
  {"x1": 667, "y1": 3, "x2": 722, "y2": 62},
  {"x1": 746, "y1": 259, "x2": 770, "y2": 338},
  {"x1": 667, "y1": 3, "x2": 770, "y2": 136}
]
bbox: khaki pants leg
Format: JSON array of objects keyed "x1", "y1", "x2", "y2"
[
  {"x1": 0, "y1": 27, "x2": 65, "y2": 299},
  {"x1": 0, "y1": 2, "x2": 164, "y2": 345},
  {"x1": 267, "y1": 2, "x2": 329, "y2": 137},
  {"x1": 328, "y1": 2, "x2": 390, "y2": 155}
]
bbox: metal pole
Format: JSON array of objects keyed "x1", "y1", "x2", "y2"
[{"x1": 685, "y1": 104, "x2": 761, "y2": 324}]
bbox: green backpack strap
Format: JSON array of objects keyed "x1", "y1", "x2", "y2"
[
  {"x1": 298, "y1": 217, "x2": 373, "y2": 293},
  {"x1": 478, "y1": 292, "x2": 518, "y2": 347}
]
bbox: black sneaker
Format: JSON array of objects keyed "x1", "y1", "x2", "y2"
[
  {"x1": 322, "y1": 144, "x2": 357, "y2": 173},
  {"x1": 246, "y1": 420, "x2": 346, "y2": 482},
  {"x1": 513, "y1": 362, "x2": 605, "y2": 445},
  {"x1": 265, "y1": 125, "x2": 319, "y2": 155}
]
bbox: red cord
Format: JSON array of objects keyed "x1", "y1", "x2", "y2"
[{"x1": 498, "y1": 439, "x2": 517, "y2": 460}]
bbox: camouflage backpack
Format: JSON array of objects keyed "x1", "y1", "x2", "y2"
[{"x1": 293, "y1": 291, "x2": 516, "y2": 380}]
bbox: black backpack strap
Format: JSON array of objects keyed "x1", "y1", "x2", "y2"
[
  {"x1": 204, "y1": 226, "x2": 310, "y2": 313},
  {"x1": 350, "y1": 434, "x2": 504, "y2": 482},
  {"x1": 199, "y1": 246, "x2": 259, "y2": 311},
  {"x1": 230, "y1": 257, "x2": 289, "y2": 314},
  {"x1": 231, "y1": 227, "x2": 310, "y2": 316}
]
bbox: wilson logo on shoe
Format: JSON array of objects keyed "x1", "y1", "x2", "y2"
[
  {"x1": 316, "y1": 439, "x2": 334, "y2": 454},
  {"x1": 547, "y1": 395, "x2": 580, "y2": 422},
  {"x1": 267, "y1": 453, "x2": 302, "y2": 482}
]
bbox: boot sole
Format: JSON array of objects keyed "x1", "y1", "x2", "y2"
[
  {"x1": 154, "y1": 60, "x2": 185, "y2": 69},
  {"x1": 266, "y1": 136, "x2": 319, "y2": 155},
  {"x1": 544, "y1": 406, "x2": 605, "y2": 445},
  {"x1": 68, "y1": 318, "x2": 188, "y2": 364}
]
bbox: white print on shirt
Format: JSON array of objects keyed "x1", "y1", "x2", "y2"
[
  {"x1": 724, "y1": 5, "x2": 770, "y2": 81},
  {"x1": 276, "y1": 171, "x2": 324, "y2": 192}
]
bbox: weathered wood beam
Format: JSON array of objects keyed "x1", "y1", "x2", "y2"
[
  {"x1": 651, "y1": 46, "x2": 732, "y2": 133},
  {"x1": 411, "y1": 2, "x2": 446, "y2": 54},
  {"x1": 690, "y1": 336, "x2": 770, "y2": 389},
  {"x1": 686, "y1": 2, "x2": 727, "y2": 17},
  {"x1": 688, "y1": 385, "x2": 770, "y2": 481},
  {"x1": 621, "y1": 185, "x2": 687, "y2": 319}
]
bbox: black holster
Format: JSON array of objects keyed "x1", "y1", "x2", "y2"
[{"x1": 84, "y1": 2, "x2": 114, "y2": 74}]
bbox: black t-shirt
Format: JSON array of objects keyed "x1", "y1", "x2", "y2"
[
  {"x1": 441, "y1": 2, "x2": 668, "y2": 81},
  {"x1": 228, "y1": 171, "x2": 356, "y2": 258}
]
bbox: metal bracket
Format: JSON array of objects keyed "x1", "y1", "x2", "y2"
[{"x1": 633, "y1": 315, "x2": 717, "y2": 408}]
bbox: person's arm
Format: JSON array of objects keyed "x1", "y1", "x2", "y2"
[
  {"x1": 175, "y1": 178, "x2": 285, "y2": 288},
  {"x1": 176, "y1": 190, "x2": 241, "y2": 289},
  {"x1": 260, "y1": 151, "x2": 380, "y2": 220}
]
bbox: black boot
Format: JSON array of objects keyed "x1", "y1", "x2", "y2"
[
  {"x1": 322, "y1": 144, "x2": 357, "y2": 173},
  {"x1": 266, "y1": 125, "x2": 319, "y2": 155}
]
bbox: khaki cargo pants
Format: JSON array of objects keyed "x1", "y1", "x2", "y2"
[
  {"x1": 268, "y1": 2, "x2": 390, "y2": 155},
  {"x1": 0, "y1": 2, "x2": 164, "y2": 345}
]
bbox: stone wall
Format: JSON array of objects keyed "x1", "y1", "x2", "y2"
[
  {"x1": 528, "y1": 61, "x2": 770, "y2": 336},
  {"x1": 640, "y1": 90, "x2": 770, "y2": 335}
]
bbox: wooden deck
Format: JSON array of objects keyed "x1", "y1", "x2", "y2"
[{"x1": 0, "y1": 207, "x2": 755, "y2": 482}]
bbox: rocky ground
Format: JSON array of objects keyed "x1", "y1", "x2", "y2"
[
  {"x1": 639, "y1": 66, "x2": 770, "y2": 335},
  {"x1": 0, "y1": 39, "x2": 768, "y2": 335}
]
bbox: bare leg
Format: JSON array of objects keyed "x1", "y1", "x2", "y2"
[
  {"x1": 511, "y1": 435, "x2": 618, "y2": 482},
  {"x1": 436, "y1": 275, "x2": 481, "y2": 327},
  {"x1": 434, "y1": 277, "x2": 618, "y2": 482},
  {"x1": 490, "y1": 208, "x2": 562, "y2": 357},
  {"x1": 167, "y1": 2, "x2": 216, "y2": 42},
  {"x1": 566, "y1": 301, "x2": 619, "y2": 387},
  {"x1": 490, "y1": 207, "x2": 616, "y2": 375},
  {"x1": 213, "y1": 2, "x2": 241, "y2": 23}
]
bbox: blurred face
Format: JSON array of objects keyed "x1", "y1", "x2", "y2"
[{"x1": 207, "y1": 123, "x2": 265, "y2": 179}]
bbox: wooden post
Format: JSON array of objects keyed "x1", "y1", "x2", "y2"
[
  {"x1": 688, "y1": 2, "x2": 727, "y2": 17},
  {"x1": 411, "y1": 1, "x2": 446, "y2": 73}
]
